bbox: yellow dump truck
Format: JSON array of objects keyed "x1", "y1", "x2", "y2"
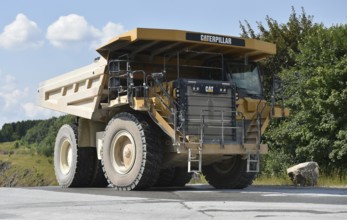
[{"x1": 38, "y1": 28, "x2": 286, "y2": 190}]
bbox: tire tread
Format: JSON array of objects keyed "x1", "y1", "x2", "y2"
[{"x1": 101, "y1": 112, "x2": 162, "y2": 191}]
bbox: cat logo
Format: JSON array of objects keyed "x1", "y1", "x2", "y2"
[{"x1": 205, "y1": 86, "x2": 214, "y2": 93}]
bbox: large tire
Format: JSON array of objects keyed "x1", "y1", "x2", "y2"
[
  {"x1": 171, "y1": 167, "x2": 193, "y2": 187},
  {"x1": 82, "y1": 147, "x2": 109, "y2": 187},
  {"x1": 91, "y1": 160, "x2": 109, "y2": 187},
  {"x1": 155, "y1": 167, "x2": 193, "y2": 187},
  {"x1": 154, "y1": 168, "x2": 176, "y2": 187},
  {"x1": 202, "y1": 155, "x2": 256, "y2": 189},
  {"x1": 54, "y1": 124, "x2": 95, "y2": 187},
  {"x1": 101, "y1": 113, "x2": 162, "y2": 191}
]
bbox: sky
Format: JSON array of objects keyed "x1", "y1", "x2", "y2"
[{"x1": 0, "y1": 0, "x2": 346, "y2": 127}]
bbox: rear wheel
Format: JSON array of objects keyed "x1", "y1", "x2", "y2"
[
  {"x1": 54, "y1": 124, "x2": 108, "y2": 188},
  {"x1": 91, "y1": 160, "x2": 109, "y2": 187},
  {"x1": 54, "y1": 124, "x2": 95, "y2": 187},
  {"x1": 171, "y1": 167, "x2": 193, "y2": 187},
  {"x1": 202, "y1": 156, "x2": 256, "y2": 189},
  {"x1": 155, "y1": 167, "x2": 193, "y2": 187},
  {"x1": 101, "y1": 113, "x2": 162, "y2": 191},
  {"x1": 154, "y1": 168, "x2": 176, "y2": 187}
]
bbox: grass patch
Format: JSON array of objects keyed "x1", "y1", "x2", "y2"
[
  {"x1": 254, "y1": 173, "x2": 347, "y2": 187},
  {"x1": 253, "y1": 174, "x2": 292, "y2": 186},
  {"x1": 0, "y1": 142, "x2": 57, "y2": 187},
  {"x1": 189, "y1": 172, "x2": 347, "y2": 188},
  {"x1": 189, "y1": 173, "x2": 208, "y2": 184},
  {"x1": 317, "y1": 173, "x2": 347, "y2": 188}
]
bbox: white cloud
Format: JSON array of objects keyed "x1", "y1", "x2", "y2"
[
  {"x1": 0, "y1": 13, "x2": 43, "y2": 50},
  {"x1": 0, "y1": 13, "x2": 125, "y2": 51},
  {"x1": 0, "y1": 73, "x2": 60, "y2": 127},
  {"x1": 93, "y1": 22, "x2": 125, "y2": 47},
  {"x1": 22, "y1": 102, "x2": 62, "y2": 118},
  {"x1": 46, "y1": 14, "x2": 125, "y2": 49},
  {"x1": 0, "y1": 88, "x2": 29, "y2": 109},
  {"x1": 0, "y1": 73, "x2": 27, "y2": 109},
  {"x1": 46, "y1": 14, "x2": 98, "y2": 48}
]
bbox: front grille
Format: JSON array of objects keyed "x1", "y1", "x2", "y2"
[{"x1": 176, "y1": 79, "x2": 238, "y2": 144}]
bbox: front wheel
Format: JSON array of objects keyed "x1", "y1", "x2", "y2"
[
  {"x1": 202, "y1": 156, "x2": 256, "y2": 189},
  {"x1": 101, "y1": 113, "x2": 162, "y2": 191}
]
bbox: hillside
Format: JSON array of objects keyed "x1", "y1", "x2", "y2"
[
  {"x1": 0, "y1": 142, "x2": 57, "y2": 187},
  {"x1": 0, "y1": 115, "x2": 74, "y2": 187}
]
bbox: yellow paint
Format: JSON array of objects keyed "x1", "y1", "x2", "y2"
[
  {"x1": 151, "y1": 108, "x2": 175, "y2": 138},
  {"x1": 273, "y1": 106, "x2": 290, "y2": 118},
  {"x1": 97, "y1": 28, "x2": 276, "y2": 60}
]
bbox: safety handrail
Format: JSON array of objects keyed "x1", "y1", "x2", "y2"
[
  {"x1": 144, "y1": 73, "x2": 183, "y2": 147},
  {"x1": 200, "y1": 109, "x2": 245, "y2": 148},
  {"x1": 255, "y1": 100, "x2": 267, "y2": 145}
]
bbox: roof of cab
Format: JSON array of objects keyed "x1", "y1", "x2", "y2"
[{"x1": 96, "y1": 28, "x2": 276, "y2": 61}]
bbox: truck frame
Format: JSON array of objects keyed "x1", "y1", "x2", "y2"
[{"x1": 38, "y1": 28, "x2": 287, "y2": 190}]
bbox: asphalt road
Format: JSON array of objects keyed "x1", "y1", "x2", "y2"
[{"x1": 1, "y1": 185, "x2": 347, "y2": 219}]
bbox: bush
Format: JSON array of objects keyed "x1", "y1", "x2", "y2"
[
  {"x1": 14, "y1": 142, "x2": 20, "y2": 149},
  {"x1": 261, "y1": 149, "x2": 295, "y2": 177},
  {"x1": 22, "y1": 115, "x2": 75, "y2": 157}
]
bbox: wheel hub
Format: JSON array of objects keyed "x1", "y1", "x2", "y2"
[
  {"x1": 111, "y1": 131, "x2": 136, "y2": 174},
  {"x1": 123, "y1": 145, "x2": 131, "y2": 158},
  {"x1": 60, "y1": 138, "x2": 72, "y2": 175}
]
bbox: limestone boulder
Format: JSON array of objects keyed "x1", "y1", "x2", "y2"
[{"x1": 287, "y1": 162, "x2": 319, "y2": 186}]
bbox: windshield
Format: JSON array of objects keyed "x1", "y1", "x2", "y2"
[{"x1": 226, "y1": 62, "x2": 262, "y2": 97}]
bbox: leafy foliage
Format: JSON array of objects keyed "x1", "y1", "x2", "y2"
[
  {"x1": 0, "y1": 120, "x2": 41, "y2": 142},
  {"x1": 240, "y1": 7, "x2": 315, "y2": 97},
  {"x1": 241, "y1": 7, "x2": 347, "y2": 176},
  {"x1": 0, "y1": 115, "x2": 75, "y2": 157},
  {"x1": 22, "y1": 115, "x2": 75, "y2": 156}
]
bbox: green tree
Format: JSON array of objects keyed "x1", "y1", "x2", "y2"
[
  {"x1": 266, "y1": 25, "x2": 347, "y2": 174},
  {"x1": 22, "y1": 115, "x2": 75, "y2": 156},
  {"x1": 278, "y1": 25, "x2": 347, "y2": 173},
  {"x1": 240, "y1": 7, "x2": 347, "y2": 176},
  {"x1": 0, "y1": 115, "x2": 75, "y2": 156},
  {"x1": 240, "y1": 7, "x2": 315, "y2": 96},
  {"x1": 0, "y1": 120, "x2": 42, "y2": 142}
]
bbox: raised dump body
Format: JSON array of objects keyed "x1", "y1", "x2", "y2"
[
  {"x1": 38, "y1": 57, "x2": 107, "y2": 121},
  {"x1": 38, "y1": 28, "x2": 287, "y2": 190}
]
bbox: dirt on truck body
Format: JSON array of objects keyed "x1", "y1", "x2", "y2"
[{"x1": 38, "y1": 28, "x2": 287, "y2": 190}]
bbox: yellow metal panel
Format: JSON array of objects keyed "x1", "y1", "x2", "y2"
[
  {"x1": 97, "y1": 28, "x2": 276, "y2": 60},
  {"x1": 150, "y1": 108, "x2": 175, "y2": 138},
  {"x1": 273, "y1": 106, "x2": 290, "y2": 117}
]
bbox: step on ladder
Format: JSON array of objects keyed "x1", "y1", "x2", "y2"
[
  {"x1": 246, "y1": 151, "x2": 260, "y2": 173},
  {"x1": 188, "y1": 147, "x2": 202, "y2": 173}
]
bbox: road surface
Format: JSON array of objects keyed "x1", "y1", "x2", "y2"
[{"x1": 0, "y1": 185, "x2": 346, "y2": 219}]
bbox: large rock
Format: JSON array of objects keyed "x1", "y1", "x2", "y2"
[{"x1": 287, "y1": 162, "x2": 319, "y2": 186}]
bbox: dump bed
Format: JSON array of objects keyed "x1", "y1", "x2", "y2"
[{"x1": 38, "y1": 57, "x2": 107, "y2": 120}]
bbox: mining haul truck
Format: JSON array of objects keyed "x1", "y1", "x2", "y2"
[{"x1": 38, "y1": 28, "x2": 287, "y2": 190}]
